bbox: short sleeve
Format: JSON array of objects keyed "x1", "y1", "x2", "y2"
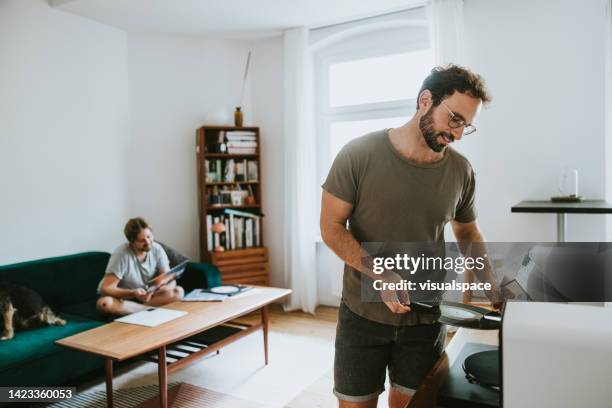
[
  {"x1": 105, "y1": 251, "x2": 127, "y2": 280},
  {"x1": 321, "y1": 143, "x2": 359, "y2": 205},
  {"x1": 454, "y1": 168, "x2": 477, "y2": 223},
  {"x1": 155, "y1": 244, "x2": 170, "y2": 272}
]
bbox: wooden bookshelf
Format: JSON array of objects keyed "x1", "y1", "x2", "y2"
[{"x1": 196, "y1": 125, "x2": 269, "y2": 286}]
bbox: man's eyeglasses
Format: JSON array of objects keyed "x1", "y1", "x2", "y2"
[{"x1": 440, "y1": 101, "x2": 477, "y2": 136}]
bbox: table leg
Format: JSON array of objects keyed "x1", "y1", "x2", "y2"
[
  {"x1": 158, "y1": 346, "x2": 167, "y2": 408},
  {"x1": 104, "y1": 359, "x2": 113, "y2": 408},
  {"x1": 262, "y1": 305, "x2": 269, "y2": 365},
  {"x1": 557, "y1": 213, "x2": 567, "y2": 242}
]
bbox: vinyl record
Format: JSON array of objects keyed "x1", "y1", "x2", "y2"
[
  {"x1": 463, "y1": 350, "x2": 500, "y2": 389},
  {"x1": 208, "y1": 285, "x2": 241, "y2": 295},
  {"x1": 438, "y1": 301, "x2": 501, "y2": 330}
]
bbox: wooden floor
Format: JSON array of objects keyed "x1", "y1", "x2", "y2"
[
  {"x1": 235, "y1": 304, "x2": 340, "y2": 407},
  {"x1": 235, "y1": 304, "x2": 339, "y2": 339}
]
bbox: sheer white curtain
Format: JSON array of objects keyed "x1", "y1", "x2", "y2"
[
  {"x1": 426, "y1": 0, "x2": 465, "y2": 65},
  {"x1": 605, "y1": 1, "x2": 612, "y2": 308},
  {"x1": 282, "y1": 27, "x2": 318, "y2": 313},
  {"x1": 606, "y1": 1, "x2": 612, "y2": 237}
]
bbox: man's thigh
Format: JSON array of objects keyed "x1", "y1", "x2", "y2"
[
  {"x1": 388, "y1": 322, "x2": 446, "y2": 394},
  {"x1": 334, "y1": 303, "x2": 395, "y2": 403}
]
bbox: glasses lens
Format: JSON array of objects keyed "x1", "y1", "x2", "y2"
[
  {"x1": 463, "y1": 125, "x2": 476, "y2": 135},
  {"x1": 449, "y1": 118, "x2": 464, "y2": 129}
]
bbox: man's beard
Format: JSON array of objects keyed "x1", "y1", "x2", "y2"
[{"x1": 419, "y1": 109, "x2": 454, "y2": 153}]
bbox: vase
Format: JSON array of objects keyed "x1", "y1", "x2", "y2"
[{"x1": 234, "y1": 107, "x2": 243, "y2": 127}]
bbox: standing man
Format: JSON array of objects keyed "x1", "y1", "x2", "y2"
[
  {"x1": 320, "y1": 65, "x2": 501, "y2": 408},
  {"x1": 97, "y1": 217, "x2": 184, "y2": 316}
]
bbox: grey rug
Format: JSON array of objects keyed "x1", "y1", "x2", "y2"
[
  {"x1": 42, "y1": 382, "x2": 263, "y2": 408},
  {"x1": 44, "y1": 383, "x2": 179, "y2": 408}
]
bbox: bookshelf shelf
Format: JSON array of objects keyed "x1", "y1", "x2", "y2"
[{"x1": 196, "y1": 125, "x2": 269, "y2": 286}]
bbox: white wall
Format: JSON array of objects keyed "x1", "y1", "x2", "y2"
[
  {"x1": 459, "y1": 0, "x2": 608, "y2": 242},
  {"x1": 249, "y1": 36, "x2": 285, "y2": 287},
  {"x1": 127, "y1": 33, "x2": 253, "y2": 260},
  {"x1": 0, "y1": 0, "x2": 130, "y2": 264}
]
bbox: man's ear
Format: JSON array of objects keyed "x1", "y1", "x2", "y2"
[{"x1": 417, "y1": 89, "x2": 433, "y2": 114}]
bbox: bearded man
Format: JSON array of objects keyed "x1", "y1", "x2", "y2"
[{"x1": 320, "y1": 65, "x2": 501, "y2": 408}]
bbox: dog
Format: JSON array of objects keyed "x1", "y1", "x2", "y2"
[{"x1": 0, "y1": 282, "x2": 66, "y2": 341}]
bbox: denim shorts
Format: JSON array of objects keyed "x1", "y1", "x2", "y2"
[{"x1": 334, "y1": 303, "x2": 446, "y2": 402}]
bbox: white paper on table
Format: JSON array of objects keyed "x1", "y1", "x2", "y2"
[{"x1": 115, "y1": 307, "x2": 187, "y2": 327}]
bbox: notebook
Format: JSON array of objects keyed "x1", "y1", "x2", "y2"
[{"x1": 115, "y1": 307, "x2": 187, "y2": 327}]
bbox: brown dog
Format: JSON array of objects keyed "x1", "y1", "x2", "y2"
[{"x1": 0, "y1": 282, "x2": 66, "y2": 341}]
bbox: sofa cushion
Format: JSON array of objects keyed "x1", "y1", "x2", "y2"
[
  {"x1": 156, "y1": 241, "x2": 189, "y2": 268},
  {"x1": 0, "y1": 252, "x2": 109, "y2": 309},
  {"x1": 60, "y1": 300, "x2": 112, "y2": 323},
  {"x1": 0, "y1": 313, "x2": 103, "y2": 371}
]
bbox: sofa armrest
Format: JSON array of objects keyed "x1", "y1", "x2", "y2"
[{"x1": 178, "y1": 262, "x2": 222, "y2": 292}]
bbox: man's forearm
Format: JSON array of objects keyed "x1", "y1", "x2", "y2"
[
  {"x1": 321, "y1": 223, "x2": 380, "y2": 281},
  {"x1": 456, "y1": 230, "x2": 501, "y2": 298}
]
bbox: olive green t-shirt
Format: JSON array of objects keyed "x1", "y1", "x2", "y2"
[{"x1": 322, "y1": 129, "x2": 477, "y2": 326}]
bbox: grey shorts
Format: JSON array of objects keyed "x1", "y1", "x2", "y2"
[{"x1": 334, "y1": 303, "x2": 445, "y2": 403}]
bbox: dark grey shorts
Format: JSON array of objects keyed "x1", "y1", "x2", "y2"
[{"x1": 334, "y1": 303, "x2": 446, "y2": 402}]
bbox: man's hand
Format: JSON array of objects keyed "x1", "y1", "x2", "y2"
[
  {"x1": 486, "y1": 286, "x2": 503, "y2": 311},
  {"x1": 133, "y1": 288, "x2": 153, "y2": 303},
  {"x1": 380, "y1": 271, "x2": 411, "y2": 314}
]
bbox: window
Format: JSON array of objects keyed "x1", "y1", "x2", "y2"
[
  {"x1": 315, "y1": 24, "x2": 434, "y2": 185},
  {"x1": 328, "y1": 49, "x2": 435, "y2": 108}
]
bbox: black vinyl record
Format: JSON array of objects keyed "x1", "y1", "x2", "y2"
[
  {"x1": 438, "y1": 301, "x2": 501, "y2": 330},
  {"x1": 463, "y1": 350, "x2": 500, "y2": 389}
]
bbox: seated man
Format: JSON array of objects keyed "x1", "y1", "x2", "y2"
[{"x1": 97, "y1": 217, "x2": 184, "y2": 316}]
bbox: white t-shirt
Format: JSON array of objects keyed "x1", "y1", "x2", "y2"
[{"x1": 97, "y1": 242, "x2": 170, "y2": 293}]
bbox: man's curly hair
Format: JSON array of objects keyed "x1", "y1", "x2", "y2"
[{"x1": 416, "y1": 64, "x2": 492, "y2": 109}]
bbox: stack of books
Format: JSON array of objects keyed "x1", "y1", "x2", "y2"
[
  {"x1": 225, "y1": 130, "x2": 257, "y2": 154},
  {"x1": 204, "y1": 159, "x2": 258, "y2": 183}
]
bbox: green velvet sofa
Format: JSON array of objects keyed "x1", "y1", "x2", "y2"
[{"x1": 0, "y1": 251, "x2": 221, "y2": 387}]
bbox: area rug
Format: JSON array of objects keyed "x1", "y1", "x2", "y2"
[{"x1": 44, "y1": 382, "x2": 262, "y2": 408}]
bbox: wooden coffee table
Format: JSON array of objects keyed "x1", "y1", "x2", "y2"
[{"x1": 57, "y1": 286, "x2": 291, "y2": 408}]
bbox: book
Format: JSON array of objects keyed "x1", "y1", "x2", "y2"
[
  {"x1": 224, "y1": 217, "x2": 230, "y2": 249},
  {"x1": 247, "y1": 160, "x2": 258, "y2": 181},
  {"x1": 227, "y1": 147, "x2": 256, "y2": 154},
  {"x1": 229, "y1": 213, "x2": 235, "y2": 250},
  {"x1": 226, "y1": 130, "x2": 256, "y2": 136},
  {"x1": 206, "y1": 214, "x2": 213, "y2": 251},
  {"x1": 255, "y1": 217, "x2": 260, "y2": 247},
  {"x1": 223, "y1": 159, "x2": 235, "y2": 182},
  {"x1": 235, "y1": 161, "x2": 246, "y2": 181},
  {"x1": 227, "y1": 141, "x2": 257, "y2": 148},
  {"x1": 213, "y1": 216, "x2": 220, "y2": 248},
  {"x1": 245, "y1": 218, "x2": 253, "y2": 248},
  {"x1": 226, "y1": 134, "x2": 256, "y2": 142},
  {"x1": 223, "y1": 208, "x2": 262, "y2": 218},
  {"x1": 215, "y1": 159, "x2": 222, "y2": 181}
]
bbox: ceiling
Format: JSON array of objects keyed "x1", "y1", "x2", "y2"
[{"x1": 51, "y1": 0, "x2": 424, "y2": 37}]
